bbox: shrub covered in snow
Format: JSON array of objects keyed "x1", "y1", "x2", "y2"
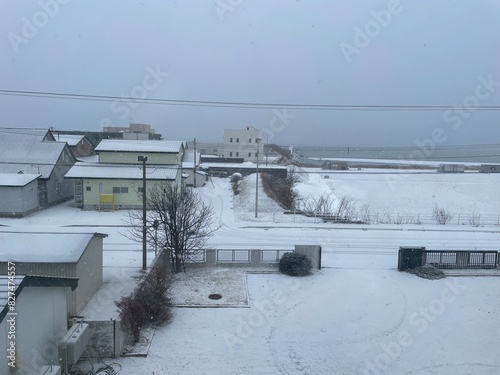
[
  {"x1": 279, "y1": 252, "x2": 312, "y2": 276},
  {"x1": 116, "y1": 266, "x2": 172, "y2": 343},
  {"x1": 405, "y1": 265, "x2": 446, "y2": 280}
]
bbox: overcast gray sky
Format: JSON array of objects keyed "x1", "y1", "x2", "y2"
[{"x1": 1, "y1": 0, "x2": 499, "y2": 146}]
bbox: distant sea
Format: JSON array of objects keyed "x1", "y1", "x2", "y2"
[{"x1": 295, "y1": 144, "x2": 500, "y2": 166}]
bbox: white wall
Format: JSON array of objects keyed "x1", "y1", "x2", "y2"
[
  {"x1": 223, "y1": 127, "x2": 263, "y2": 161},
  {"x1": 0, "y1": 287, "x2": 68, "y2": 374}
]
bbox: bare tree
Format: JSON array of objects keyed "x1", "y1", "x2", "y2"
[
  {"x1": 126, "y1": 182, "x2": 214, "y2": 273},
  {"x1": 261, "y1": 166, "x2": 300, "y2": 210},
  {"x1": 433, "y1": 204, "x2": 453, "y2": 225},
  {"x1": 334, "y1": 195, "x2": 358, "y2": 221}
]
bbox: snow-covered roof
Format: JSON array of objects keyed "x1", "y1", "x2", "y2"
[
  {"x1": 53, "y1": 133, "x2": 85, "y2": 146},
  {"x1": 65, "y1": 162, "x2": 179, "y2": 180},
  {"x1": 0, "y1": 129, "x2": 69, "y2": 179},
  {"x1": 0, "y1": 173, "x2": 40, "y2": 187},
  {"x1": 96, "y1": 139, "x2": 184, "y2": 153},
  {"x1": 182, "y1": 150, "x2": 201, "y2": 168},
  {"x1": 0, "y1": 232, "x2": 106, "y2": 263},
  {"x1": 76, "y1": 155, "x2": 99, "y2": 163},
  {"x1": 0, "y1": 127, "x2": 53, "y2": 141}
]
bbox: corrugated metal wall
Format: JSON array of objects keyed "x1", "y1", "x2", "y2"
[
  {"x1": 74, "y1": 236, "x2": 104, "y2": 315},
  {"x1": 2, "y1": 287, "x2": 68, "y2": 373}
]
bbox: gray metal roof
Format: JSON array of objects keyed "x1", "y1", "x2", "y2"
[
  {"x1": 96, "y1": 139, "x2": 184, "y2": 153},
  {"x1": 0, "y1": 129, "x2": 69, "y2": 179},
  {"x1": 0, "y1": 127, "x2": 53, "y2": 141},
  {"x1": 0, "y1": 173, "x2": 40, "y2": 187},
  {"x1": 65, "y1": 162, "x2": 179, "y2": 180}
]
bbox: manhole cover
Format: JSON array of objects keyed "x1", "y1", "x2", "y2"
[{"x1": 208, "y1": 293, "x2": 222, "y2": 300}]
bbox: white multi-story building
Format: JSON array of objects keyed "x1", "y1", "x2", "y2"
[{"x1": 222, "y1": 126, "x2": 264, "y2": 162}]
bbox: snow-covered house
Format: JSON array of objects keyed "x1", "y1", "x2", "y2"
[
  {"x1": 0, "y1": 231, "x2": 107, "y2": 316},
  {"x1": 52, "y1": 132, "x2": 95, "y2": 157},
  {"x1": 0, "y1": 128, "x2": 76, "y2": 213},
  {"x1": 65, "y1": 139, "x2": 184, "y2": 209}
]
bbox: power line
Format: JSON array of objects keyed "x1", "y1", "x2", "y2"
[{"x1": 1, "y1": 89, "x2": 500, "y2": 111}]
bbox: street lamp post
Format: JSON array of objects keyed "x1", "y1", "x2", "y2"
[
  {"x1": 138, "y1": 155, "x2": 148, "y2": 270},
  {"x1": 255, "y1": 137, "x2": 262, "y2": 218}
]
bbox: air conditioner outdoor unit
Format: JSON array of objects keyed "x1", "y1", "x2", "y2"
[
  {"x1": 37, "y1": 365, "x2": 62, "y2": 375},
  {"x1": 58, "y1": 322, "x2": 92, "y2": 368}
]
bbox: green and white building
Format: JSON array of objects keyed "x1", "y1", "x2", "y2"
[{"x1": 65, "y1": 139, "x2": 185, "y2": 209}]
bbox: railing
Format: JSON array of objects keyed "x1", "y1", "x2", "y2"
[
  {"x1": 261, "y1": 250, "x2": 293, "y2": 263},
  {"x1": 398, "y1": 247, "x2": 499, "y2": 270},
  {"x1": 423, "y1": 250, "x2": 498, "y2": 269},
  {"x1": 216, "y1": 249, "x2": 251, "y2": 263}
]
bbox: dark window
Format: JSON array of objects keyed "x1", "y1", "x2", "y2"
[
  {"x1": 86, "y1": 186, "x2": 91, "y2": 191},
  {"x1": 236, "y1": 152, "x2": 239, "y2": 157},
  {"x1": 230, "y1": 152, "x2": 233, "y2": 157},
  {"x1": 138, "y1": 187, "x2": 144, "y2": 193},
  {"x1": 230, "y1": 137, "x2": 233, "y2": 143},
  {"x1": 248, "y1": 152, "x2": 252, "y2": 157},
  {"x1": 236, "y1": 138, "x2": 239, "y2": 143},
  {"x1": 249, "y1": 138, "x2": 252, "y2": 143},
  {"x1": 113, "y1": 187, "x2": 129, "y2": 194}
]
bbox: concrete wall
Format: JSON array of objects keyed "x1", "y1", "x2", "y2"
[
  {"x1": 155, "y1": 245, "x2": 322, "y2": 270},
  {"x1": 223, "y1": 128, "x2": 263, "y2": 162},
  {"x1": 295, "y1": 245, "x2": 322, "y2": 270}
]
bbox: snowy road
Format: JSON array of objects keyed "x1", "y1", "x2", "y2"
[{"x1": 1, "y1": 172, "x2": 500, "y2": 374}]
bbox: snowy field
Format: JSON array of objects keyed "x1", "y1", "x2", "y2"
[{"x1": 1, "y1": 168, "x2": 500, "y2": 374}]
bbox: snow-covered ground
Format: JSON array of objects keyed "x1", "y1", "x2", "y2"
[{"x1": 1, "y1": 168, "x2": 500, "y2": 374}]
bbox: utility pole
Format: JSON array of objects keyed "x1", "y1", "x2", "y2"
[
  {"x1": 255, "y1": 137, "x2": 262, "y2": 218},
  {"x1": 138, "y1": 155, "x2": 148, "y2": 270},
  {"x1": 193, "y1": 138, "x2": 197, "y2": 188}
]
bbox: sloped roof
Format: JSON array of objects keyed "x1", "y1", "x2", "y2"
[
  {"x1": 65, "y1": 162, "x2": 179, "y2": 180},
  {"x1": 95, "y1": 139, "x2": 184, "y2": 153},
  {"x1": 0, "y1": 231, "x2": 107, "y2": 263},
  {"x1": 0, "y1": 127, "x2": 54, "y2": 141},
  {"x1": 182, "y1": 150, "x2": 201, "y2": 168},
  {"x1": 0, "y1": 129, "x2": 69, "y2": 179},
  {"x1": 53, "y1": 133, "x2": 85, "y2": 146},
  {"x1": 0, "y1": 173, "x2": 40, "y2": 187}
]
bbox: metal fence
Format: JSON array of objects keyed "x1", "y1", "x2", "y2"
[
  {"x1": 261, "y1": 250, "x2": 293, "y2": 263},
  {"x1": 216, "y1": 249, "x2": 251, "y2": 263},
  {"x1": 423, "y1": 250, "x2": 498, "y2": 269}
]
